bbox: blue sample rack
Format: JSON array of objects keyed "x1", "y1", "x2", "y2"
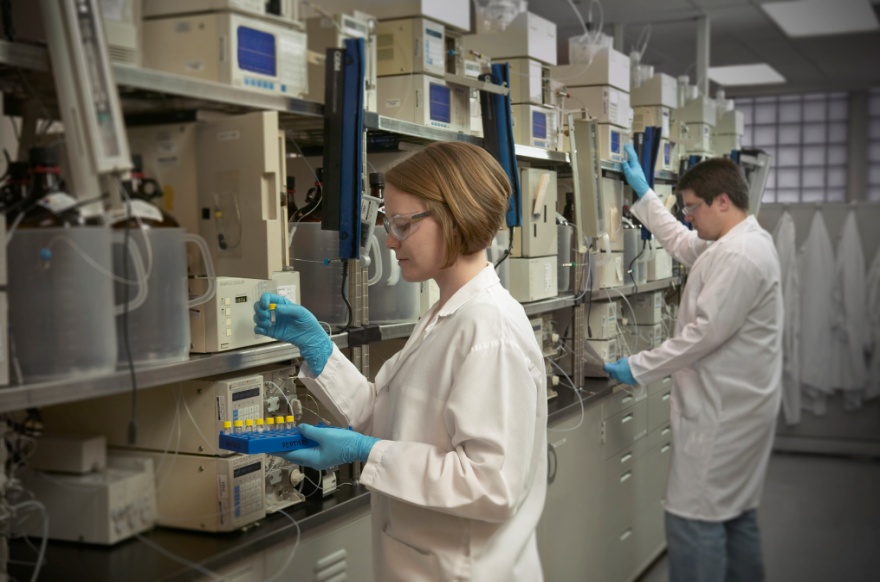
[{"x1": 219, "y1": 427, "x2": 318, "y2": 455}]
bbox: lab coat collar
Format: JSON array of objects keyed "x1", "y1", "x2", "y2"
[
  {"x1": 720, "y1": 215, "x2": 758, "y2": 241},
  {"x1": 435, "y1": 263, "x2": 500, "y2": 318}
]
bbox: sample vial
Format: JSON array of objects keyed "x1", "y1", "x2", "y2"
[
  {"x1": 245, "y1": 419, "x2": 255, "y2": 433},
  {"x1": 256, "y1": 418, "x2": 265, "y2": 433},
  {"x1": 222, "y1": 420, "x2": 233, "y2": 434},
  {"x1": 266, "y1": 417, "x2": 276, "y2": 431},
  {"x1": 269, "y1": 303, "x2": 277, "y2": 323},
  {"x1": 285, "y1": 415, "x2": 294, "y2": 429},
  {"x1": 233, "y1": 419, "x2": 244, "y2": 434},
  {"x1": 275, "y1": 416, "x2": 285, "y2": 430}
]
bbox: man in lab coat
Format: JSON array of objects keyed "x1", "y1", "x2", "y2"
[{"x1": 604, "y1": 146, "x2": 783, "y2": 582}]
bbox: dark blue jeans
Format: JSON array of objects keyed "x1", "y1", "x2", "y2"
[{"x1": 665, "y1": 509, "x2": 765, "y2": 582}]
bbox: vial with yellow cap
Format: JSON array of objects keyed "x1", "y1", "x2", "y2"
[
  {"x1": 222, "y1": 420, "x2": 233, "y2": 435},
  {"x1": 275, "y1": 416, "x2": 285, "y2": 430},
  {"x1": 245, "y1": 419, "x2": 255, "y2": 433},
  {"x1": 266, "y1": 417, "x2": 276, "y2": 431},
  {"x1": 256, "y1": 418, "x2": 265, "y2": 433},
  {"x1": 269, "y1": 303, "x2": 277, "y2": 324},
  {"x1": 233, "y1": 419, "x2": 244, "y2": 434},
  {"x1": 285, "y1": 415, "x2": 294, "y2": 429}
]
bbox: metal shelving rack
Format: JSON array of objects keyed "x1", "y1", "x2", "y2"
[{"x1": 0, "y1": 38, "x2": 681, "y2": 415}]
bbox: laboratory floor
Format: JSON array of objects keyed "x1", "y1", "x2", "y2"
[{"x1": 637, "y1": 451, "x2": 880, "y2": 582}]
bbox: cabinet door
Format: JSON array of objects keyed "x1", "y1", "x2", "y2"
[{"x1": 538, "y1": 402, "x2": 606, "y2": 581}]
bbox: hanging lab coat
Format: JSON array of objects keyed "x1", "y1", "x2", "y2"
[
  {"x1": 866, "y1": 248, "x2": 880, "y2": 401},
  {"x1": 830, "y1": 212, "x2": 869, "y2": 405},
  {"x1": 773, "y1": 212, "x2": 801, "y2": 425},
  {"x1": 299, "y1": 265, "x2": 548, "y2": 582},
  {"x1": 798, "y1": 212, "x2": 836, "y2": 415},
  {"x1": 628, "y1": 191, "x2": 783, "y2": 522}
]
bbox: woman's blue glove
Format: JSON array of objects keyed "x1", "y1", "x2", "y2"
[
  {"x1": 622, "y1": 144, "x2": 650, "y2": 199},
  {"x1": 274, "y1": 424, "x2": 380, "y2": 471},
  {"x1": 254, "y1": 292, "x2": 333, "y2": 376},
  {"x1": 603, "y1": 357, "x2": 638, "y2": 385}
]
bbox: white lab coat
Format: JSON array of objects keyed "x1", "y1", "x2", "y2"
[
  {"x1": 629, "y1": 191, "x2": 783, "y2": 522},
  {"x1": 866, "y1": 248, "x2": 880, "y2": 401},
  {"x1": 798, "y1": 212, "x2": 836, "y2": 415},
  {"x1": 830, "y1": 211, "x2": 869, "y2": 408},
  {"x1": 773, "y1": 212, "x2": 801, "y2": 425},
  {"x1": 299, "y1": 265, "x2": 548, "y2": 581}
]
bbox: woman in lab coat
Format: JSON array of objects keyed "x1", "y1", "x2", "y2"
[
  {"x1": 254, "y1": 142, "x2": 548, "y2": 581},
  {"x1": 604, "y1": 147, "x2": 783, "y2": 582}
]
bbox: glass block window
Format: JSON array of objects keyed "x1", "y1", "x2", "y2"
[
  {"x1": 870, "y1": 88, "x2": 880, "y2": 202},
  {"x1": 735, "y1": 92, "x2": 849, "y2": 203}
]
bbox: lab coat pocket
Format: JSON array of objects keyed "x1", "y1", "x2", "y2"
[
  {"x1": 672, "y1": 368, "x2": 702, "y2": 419},
  {"x1": 379, "y1": 526, "x2": 443, "y2": 582}
]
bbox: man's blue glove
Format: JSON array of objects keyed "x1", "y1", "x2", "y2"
[
  {"x1": 622, "y1": 144, "x2": 650, "y2": 199},
  {"x1": 254, "y1": 292, "x2": 333, "y2": 376},
  {"x1": 603, "y1": 357, "x2": 638, "y2": 385},
  {"x1": 274, "y1": 424, "x2": 380, "y2": 471}
]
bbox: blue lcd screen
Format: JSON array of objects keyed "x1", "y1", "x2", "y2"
[
  {"x1": 532, "y1": 111, "x2": 547, "y2": 140},
  {"x1": 429, "y1": 83, "x2": 451, "y2": 123},
  {"x1": 611, "y1": 130, "x2": 621, "y2": 154},
  {"x1": 237, "y1": 26, "x2": 276, "y2": 77}
]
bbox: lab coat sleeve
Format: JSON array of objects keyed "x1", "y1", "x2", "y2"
[
  {"x1": 298, "y1": 344, "x2": 377, "y2": 431},
  {"x1": 631, "y1": 190, "x2": 712, "y2": 268},
  {"x1": 629, "y1": 252, "x2": 766, "y2": 386},
  {"x1": 359, "y1": 338, "x2": 541, "y2": 523}
]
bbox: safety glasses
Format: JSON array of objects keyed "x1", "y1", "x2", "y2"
[
  {"x1": 381, "y1": 208, "x2": 431, "y2": 241},
  {"x1": 682, "y1": 200, "x2": 704, "y2": 216}
]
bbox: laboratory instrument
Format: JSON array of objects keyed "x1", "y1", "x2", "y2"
[
  {"x1": 143, "y1": 11, "x2": 308, "y2": 97},
  {"x1": 17, "y1": 455, "x2": 156, "y2": 545},
  {"x1": 463, "y1": 11, "x2": 557, "y2": 65},
  {"x1": 307, "y1": 10, "x2": 377, "y2": 111}
]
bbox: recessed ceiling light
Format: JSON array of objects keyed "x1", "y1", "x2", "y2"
[
  {"x1": 761, "y1": 0, "x2": 879, "y2": 37},
  {"x1": 708, "y1": 64, "x2": 786, "y2": 86}
]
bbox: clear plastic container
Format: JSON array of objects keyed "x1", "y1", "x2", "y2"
[
  {"x1": 7, "y1": 227, "x2": 146, "y2": 382},
  {"x1": 289, "y1": 222, "x2": 348, "y2": 327},
  {"x1": 623, "y1": 227, "x2": 648, "y2": 286},
  {"x1": 366, "y1": 232, "x2": 419, "y2": 324},
  {"x1": 112, "y1": 227, "x2": 215, "y2": 365}
]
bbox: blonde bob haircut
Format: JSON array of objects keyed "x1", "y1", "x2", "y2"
[{"x1": 384, "y1": 142, "x2": 511, "y2": 269}]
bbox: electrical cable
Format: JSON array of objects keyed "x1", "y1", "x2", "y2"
[
  {"x1": 262, "y1": 509, "x2": 302, "y2": 582},
  {"x1": 546, "y1": 357, "x2": 586, "y2": 433},
  {"x1": 10, "y1": 500, "x2": 48, "y2": 582},
  {"x1": 626, "y1": 239, "x2": 647, "y2": 294},
  {"x1": 339, "y1": 261, "x2": 353, "y2": 333},
  {"x1": 119, "y1": 182, "x2": 139, "y2": 445},
  {"x1": 135, "y1": 534, "x2": 227, "y2": 581}
]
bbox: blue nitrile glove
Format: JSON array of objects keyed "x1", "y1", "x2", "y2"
[
  {"x1": 274, "y1": 424, "x2": 380, "y2": 471},
  {"x1": 603, "y1": 357, "x2": 637, "y2": 385},
  {"x1": 254, "y1": 292, "x2": 333, "y2": 376},
  {"x1": 622, "y1": 144, "x2": 650, "y2": 199}
]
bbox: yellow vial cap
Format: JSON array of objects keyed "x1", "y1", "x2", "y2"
[
  {"x1": 275, "y1": 416, "x2": 285, "y2": 425},
  {"x1": 245, "y1": 419, "x2": 254, "y2": 427},
  {"x1": 268, "y1": 303, "x2": 277, "y2": 310},
  {"x1": 285, "y1": 415, "x2": 294, "y2": 423},
  {"x1": 256, "y1": 418, "x2": 265, "y2": 426},
  {"x1": 222, "y1": 421, "x2": 233, "y2": 429},
  {"x1": 266, "y1": 417, "x2": 275, "y2": 426},
  {"x1": 233, "y1": 420, "x2": 244, "y2": 427}
]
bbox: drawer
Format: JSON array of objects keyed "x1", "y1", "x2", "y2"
[
  {"x1": 604, "y1": 521, "x2": 637, "y2": 582},
  {"x1": 604, "y1": 399, "x2": 648, "y2": 459},
  {"x1": 602, "y1": 386, "x2": 647, "y2": 420},
  {"x1": 634, "y1": 500, "x2": 667, "y2": 574},
  {"x1": 647, "y1": 376, "x2": 671, "y2": 396},
  {"x1": 648, "y1": 386, "x2": 672, "y2": 433},
  {"x1": 604, "y1": 447, "x2": 639, "y2": 535},
  {"x1": 634, "y1": 436, "x2": 673, "y2": 512}
]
